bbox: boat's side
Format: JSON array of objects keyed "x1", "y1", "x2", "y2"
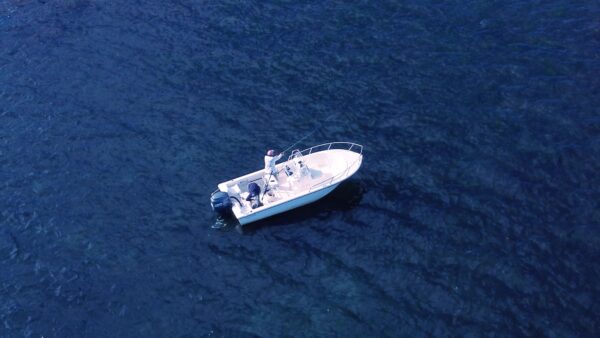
[
  {"x1": 214, "y1": 142, "x2": 364, "y2": 225},
  {"x1": 237, "y1": 183, "x2": 340, "y2": 225}
]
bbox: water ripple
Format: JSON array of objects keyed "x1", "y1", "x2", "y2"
[{"x1": 1, "y1": 0, "x2": 599, "y2": 336}]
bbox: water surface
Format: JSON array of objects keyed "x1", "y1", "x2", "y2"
[{"x1": 1, "y1": 0, "x2": 599, "y2": 336}]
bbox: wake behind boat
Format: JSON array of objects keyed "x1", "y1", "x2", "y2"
[{"x1": 210, "y1": 142, "x2": 363, "y2": 225}]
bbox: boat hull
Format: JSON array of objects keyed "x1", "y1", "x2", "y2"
[{"x1": 237, "y1": 183, "x2": 340, "y2": 225}]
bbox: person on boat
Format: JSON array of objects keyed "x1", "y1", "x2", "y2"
[
  {"x1": 264, "y1": 149, "x2": 283, "y2": 177},
  {"x1": 246, "y1": 182, "x2": 262, "y2": 209}
]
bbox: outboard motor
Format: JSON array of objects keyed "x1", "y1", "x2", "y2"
[{"x1": 210, "y1": 190, "x2": 232, "y2": 215}]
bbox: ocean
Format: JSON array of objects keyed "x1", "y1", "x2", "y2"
[{"x1": 1, "y1": 0, "x2": 599, "y2": 336}]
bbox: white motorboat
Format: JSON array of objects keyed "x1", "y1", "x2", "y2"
[{"x1": 210, "y1": 142, "x2": 363, "y2": 225}]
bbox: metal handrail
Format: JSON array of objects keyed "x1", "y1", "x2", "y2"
[{"x1": 293, "y1": 142, "x2": 363, "y2": 157}]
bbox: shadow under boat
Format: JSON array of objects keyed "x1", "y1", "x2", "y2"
[{"x1": 212, "y1": 180, "x2": 365, "y2": 233}]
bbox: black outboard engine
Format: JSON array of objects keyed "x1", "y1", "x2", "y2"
[{"x1": 210, "y1": 191, "x2": 232, "y2": 215}]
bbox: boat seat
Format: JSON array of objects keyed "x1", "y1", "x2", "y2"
[
  {"x1": 230, "y1": 183, "x2": 241, "y2": 195},
  {"x1": 284, "y1": 164, "x2": 294, "y2": 177},
  {"x1": 293, "y1": 160, "x2": 310, "y2": 179}
]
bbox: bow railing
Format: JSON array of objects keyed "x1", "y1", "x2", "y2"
[{"x1": 293, "y1": 142, "x2": 363, "y2": 158}]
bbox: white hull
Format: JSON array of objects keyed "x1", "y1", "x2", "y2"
[{"x1": 214, "y1": 142, "x2": 363, "y2": 225}]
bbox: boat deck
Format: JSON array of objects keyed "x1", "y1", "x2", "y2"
[{"x1": 228, "y1": 160, "x2": 335, "y2": 216}]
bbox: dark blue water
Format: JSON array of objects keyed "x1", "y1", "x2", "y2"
[{"x1": 1, "y1": 0, "x2": 599, "y2": 336}]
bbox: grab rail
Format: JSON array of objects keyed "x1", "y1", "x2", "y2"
[{"x1": 294, "y1": 142, "x2": 363, "y2": 157}]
